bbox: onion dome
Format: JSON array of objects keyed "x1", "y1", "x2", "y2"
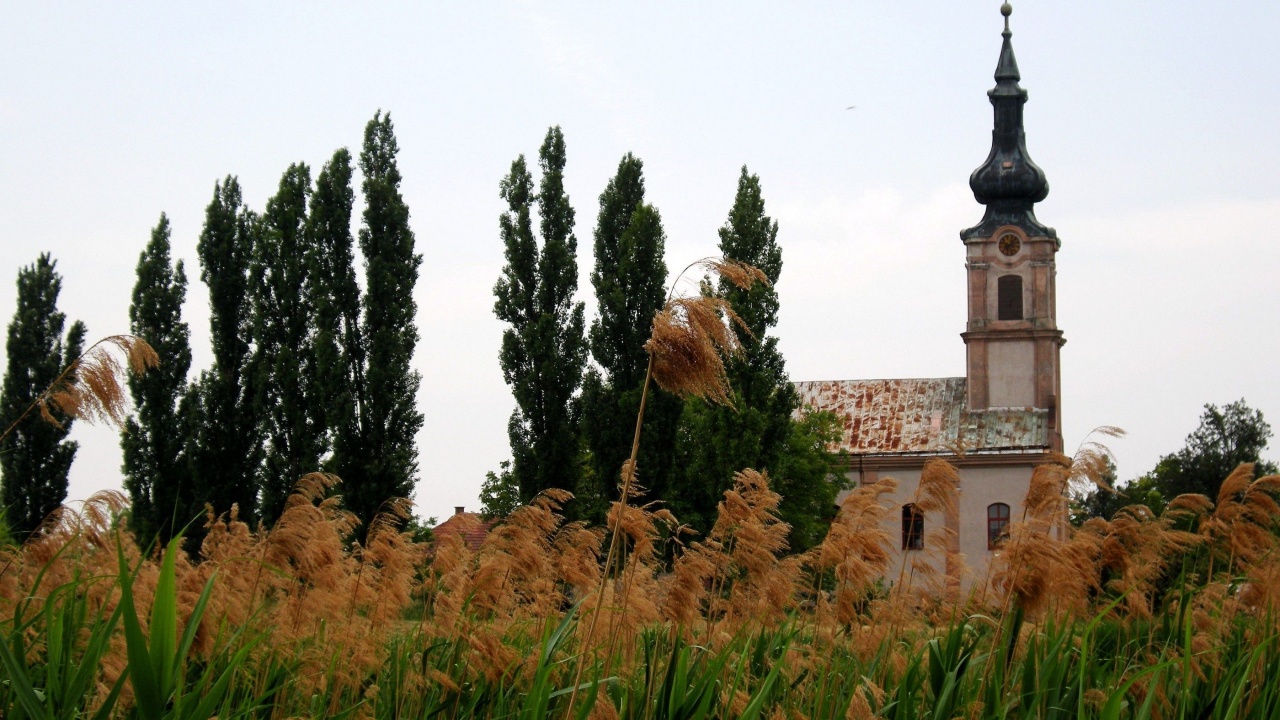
[{"x1": 962, "y1": 3, "x2": 1055, "y2": 240}]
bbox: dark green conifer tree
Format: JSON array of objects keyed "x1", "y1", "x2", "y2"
[
  {"x1": 252, "y1": 163, "x2": 326, "y2": 523},
  {"x1": 0, "y1": 254, "x2": 86, "y2": 540},
  {"x1": 490, "y1": 126, "x2": 587, "y2": 506},
  {"x1": 673, "y1": 167, "x2": 838, "y2": 549},
  {"x1": 191, "y1": 177, "x2": 262, "y2": 527},
  {"x1": 347, "y1": 111, "x2": 424, "y2": 529},
  {"x1": 121, "y1": 214, "x2": 193, "y2": 545},
  {"x1": 580, "y1": 154, "x2": 680, "y2": 515}
]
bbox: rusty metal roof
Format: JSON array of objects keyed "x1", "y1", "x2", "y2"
[{"x1": 794, "y1": 377, "x2": 1049, "y2": 455}]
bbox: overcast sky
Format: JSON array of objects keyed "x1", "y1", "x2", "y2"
[{"x1": 2, "y1": 2, "x2": 1277, "y2": 523}]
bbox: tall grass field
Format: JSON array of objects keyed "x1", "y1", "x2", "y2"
[{"x1": 3, "y1": 457, "x2": 1280, "y2": 719}]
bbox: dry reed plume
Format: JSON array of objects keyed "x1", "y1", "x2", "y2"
[
  {"x1": 813, "y1": 476, "x2": 897, "y2": 626},
  {"x1": 566, "y1": 256, "x2": 770, "y2": 716},
  {"x1": 890, "y1": 458, "x2": 959, "y2": 607},
  {"x1": 642, "y1": 257, "x2": 764, "y2": 408},
  {"x1": 0, "y1": 335, "x2": 158, "y2": 443},
  {"x1": 4, "y1": 452, "x2": 1280, "y2": 717},
  {"x1": 985, "y1": 428, "x2": 1131, "y2": 617}
]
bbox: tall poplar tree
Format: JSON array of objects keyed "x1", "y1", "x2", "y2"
[
  {"x1": 191, "y1": 177, "x2": 261, "y2": 526},
  {"x1": 491, "y1": 126, "x2": 587, "y2": 505},
  {"x1": 580, "y1": 154, "x2": 680, "y2": 514},
  {"x1": 253, "y1": 163, "x2": 325, "y2": 523},
  {"x1": 121, "y1": 214, "x2": 193, "y2": 545},
  {"x1": 0, "y1": 254, "x2": 86, "y2": 540},
  {"x1": 673, "y1": 167, "x2": 838, "y2": 549},
  {"x1": 306, "y1": 149, "x2": 364, "y2": 489},
  {"x1": 347, "y1": 111, "x2": 423, "y2": 529}
]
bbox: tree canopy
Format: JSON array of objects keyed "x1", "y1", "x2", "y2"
[
  {"x1": 190, "y1": 177, "x2": 262, "y2": 528},
  {"x1": 1146, "y1": 400, "x2": 1276, "y2": 501},
  {"x1": 0, "y1": 254, "x2": 86, "y2": 540},
  {"x1": 490, "y1": 126, "x2": 587, "y2": 508},
  {"x1": 672, "y1": 167, "x2": 839, "y2": 549},
  {"x1": 346, "y1": 111, "x2": 425, "y2": 531},
  {"x1": 121, "y1": 215, "x2": 193, "y2": 545},
  {"x1": 1075, "y1": 399, "x2": 1276, "y2": 523},
  {"x1": 308, "y1": 148, "x2": 363, "y2": 496},
  {"x1": 253, "y1": 162, "x2": 325, "y2": 522},
  {"x1": 581, "y1": 154, "x2": 680, "y2": 519}
]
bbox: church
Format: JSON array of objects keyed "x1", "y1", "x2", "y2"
[{"x1": 796, "y1": 4, "x2": 1064, "y2": 581}]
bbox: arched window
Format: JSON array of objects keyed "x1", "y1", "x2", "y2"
[
  {"x1": 988, "y1": 503, "x2": 1011, "y2": 549},
  {"x1": 902, "y1": 504, "x2": 924, "y2": 551},
  {"x1": 997, "y1": 275, "x2": 1023, "y2": 320}
]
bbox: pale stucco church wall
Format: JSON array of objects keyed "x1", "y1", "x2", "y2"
[{"x1": 826, "y1": 460, "x2": 1035, "y2": 589}]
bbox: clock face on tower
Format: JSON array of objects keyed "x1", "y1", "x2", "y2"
[{"x1": 998, "y1": 233, "x2": 1021, "y2": 257}]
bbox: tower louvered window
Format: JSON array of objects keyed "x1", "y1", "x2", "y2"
[{"x1": 997, "y1": 275, "x2": 1023, "y2": 320}]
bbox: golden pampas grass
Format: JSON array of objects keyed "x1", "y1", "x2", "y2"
[
  {"x1": 422, "y1": 530, "x2": 475, "y2": 635},
  {"x1": 705, "y1": 257, "x2": 770, "y2": 291},
  {"x1": 988, "y1": 455, "x2": 1074, "y2": 615},
  {"x1": 554, "y1": 520, "x2": 606, "y2": 599},
  {"x1": 846, "y1": 679, "x2": 883, "y2": 720},
  {"x1": 642, "y1": 257, "x2": 768, "y2": 408},
  {"x1": 568, "y1": 255, "x2": 770, "y2": 717},
  {"x1": 662, "y1": 532, "x2": 719, "y2": 631},
  {"x1": 16, "y1": 317, "x2": 1280, "y2": 716},
  {"x1": 0, "y1": 334, "x2": 157, "y2": 452},
  {"x1": 891, "y1": 459, "x2": 960, "y2": 603},
  {"x1": 351, "y1": 497, "x2": 422, "y2": 629},
  {"x1": 1069, "y1": 426, "x2": 1126, "y2": 493},
  {"x1": 644, "y1": 295, "x2": 745, "y2": 407},
  {"x1": 814, "y1": 477, "x2": 897, "y2": 625},
  {"x1": 709, "y1": 469, "x2": 802, "y2": 629},
  {"x1": 2, "y1": 423, "x2": 1279, "y2": 716},
  {"x1": 1201, "y1": 464, "x2": 1280, "y2": 579},
  {"x1": 41, "y1": 335, "x2": 158, "y2": 429},
  {"x1": 916, "y1": 458, "x2": 961, "y2": 518}
]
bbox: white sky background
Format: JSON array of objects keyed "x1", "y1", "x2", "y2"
[{"x1": 1, "y1": 2, "x2": 1277, "y2": 523}]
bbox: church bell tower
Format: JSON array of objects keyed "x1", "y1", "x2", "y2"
[{"x1": 961, "y1": 3, "x2": 1064, "y2": 452}]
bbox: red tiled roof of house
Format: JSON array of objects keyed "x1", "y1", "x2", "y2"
[{"x1": 431, "y1": 508, "x2": 493, "y2": 552}]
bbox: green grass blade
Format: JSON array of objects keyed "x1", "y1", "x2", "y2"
[
  {"x1": 148, "y1": 536, "x2": 181, "y2": 702},
  {"x1": 42, "y1": 585, "x2": 66, "y2": 707},
  {"x1": 62, "y1": 596, "x2": 126, "y2": 719},
  {"x1": 1218, "y1": 639, "x2": 1268, "y2": 720},
  {"x1": 521, "y1": 602, "x2": 581, "y2": 719},
  {"x1": 185, "y1": 636, "x2": 262, "y2": 720},
  {"x1": 0, "y1": 628, "x2": 50, "y2": 720},
  {"x1": 571, "y1": 676, "x2": 602, "y2": 720},
  {"x1": 174, "y1": 568, "x2": 218, "y2": 673},
  {"x1": 1134, "y1": 666, "x2": 1163, "y2": 720},
  {"x1": 658, "y1": 637, "x2": 684, "y2": 717},
  {"x1": 116, "y1": 539, "x2": 162, "y2": 720},
  {"x1": 738, "y1": 655, "x2": 784, "y2": 720},
  {"x1": 1100, "y1": 661, "x2": 1173, "y2": 720},
  {"x1": 86, "y1": 671, "x2": 130, "y2": 720}
]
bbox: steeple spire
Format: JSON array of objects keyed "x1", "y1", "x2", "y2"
[
  {"x1": 962, "y1": 3, "x2": 1054, "y2": 240},
  {"x1": 994, "y1": 4, "x2": 1020, "y2": 85}
]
